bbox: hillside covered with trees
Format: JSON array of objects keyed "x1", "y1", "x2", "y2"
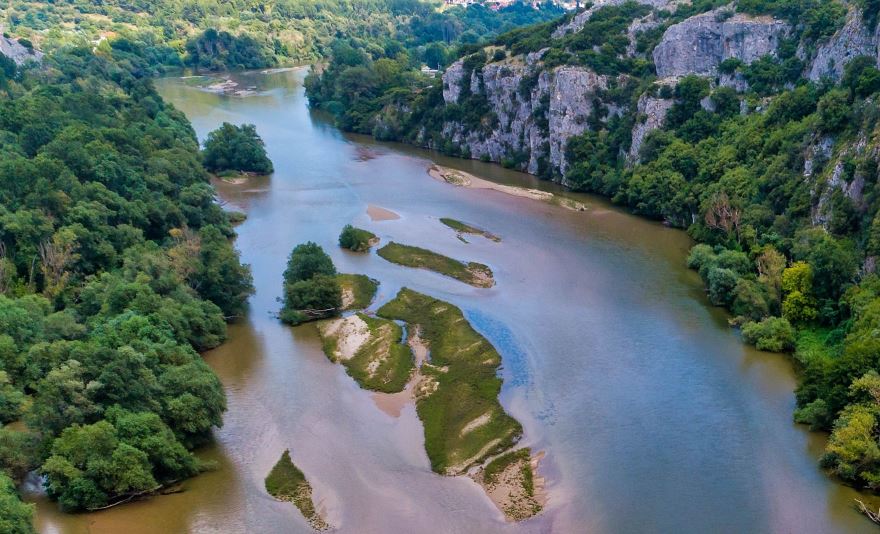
[
  {"x1": 0, "y1": 45, "x2": 253, "y2": 527},
  {"x1": 1, "y1": 0, "x2": 564, "y2": 72},
  {"x1": 306, "y1": 0, "x2": 880, "y2": 496}
]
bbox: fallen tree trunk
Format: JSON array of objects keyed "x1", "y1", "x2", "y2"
[{"x1": 855, "y1": 499, "x2": 880, "y2": 525}]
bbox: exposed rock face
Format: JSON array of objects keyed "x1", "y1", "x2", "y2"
[
  {"x1": 653, "y1": 9, "x2": 789, "y2": 77},
  {"x1": 628, "y1": 79, "x2": 676, "y2": 164},
  {"x1": 0, "y1": 35, "x2": 43, "y2": 66},
  {"x1": 807, "y1": 8, "x2": 880, "y2": 82},
  {"x1": 441, "y1": 56, "x2": 612, "y2": 181}
]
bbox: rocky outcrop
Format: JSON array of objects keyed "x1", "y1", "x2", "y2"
[
  {"x1": 806, "y1": 8, "x2": 879, "y2": 82},
  {"x1": 0, "y1": 34, "x2": 43, "y2": 66},
  {"x1": 653, "y1": 8, "x2": 789, "y2": 78},
  {"x1": 628, "y1": 84, "x2": 676, "y2": 164},
  {"x1": 441, "y1": 54, "x2": 612, "y2": 181}
]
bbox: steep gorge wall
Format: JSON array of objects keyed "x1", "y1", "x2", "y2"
[
  {"x1": 430, "y1": 3, "x2": 880, "y2": 185},
  {"x1": 441, "y1": 52, "x2": 613, "y2": 182}
]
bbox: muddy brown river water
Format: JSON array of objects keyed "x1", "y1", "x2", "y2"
[{"x1": 27, "y1": 68, "x2": 879, "y2": 533}]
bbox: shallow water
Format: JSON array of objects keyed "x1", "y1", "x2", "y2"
[{"x1": 28, "y1": 68, "x2": 879, "y2": 533}]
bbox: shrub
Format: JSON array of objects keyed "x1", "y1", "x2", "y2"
[
  {"x1": 686, "y1": 244, "x2": 716, "y2": 270},
  {"x1": 707, "y1": 267, "x2": 739, "y2": 306},
  {"x1": 732, "y1": 279, "x2": 770, "y2": 321},
  {"x1": 281, "y1": 274, "x2": 341, "y2": 325},
  {"x1": 783, "y1": 290, "x2": 818, "y2": 324},
  {"x1": 741, "y1": 316, "x2": 796, "y2": 352}
]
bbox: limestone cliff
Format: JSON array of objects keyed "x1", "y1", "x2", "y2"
[
  {"x1": 0, "y1": 34, "x2": 43, "y2": 66},
  {"x1": 441, "y1": 52, "x2": 614, "y2": 182},
  {"x1": 416, "y1": 2, "x2": 880, "y2": 187},
  {"x1": 652, "y1": 8, "x2": 790, "y2": 78}
]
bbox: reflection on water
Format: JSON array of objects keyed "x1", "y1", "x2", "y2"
[{"x1": 29, "y1": 68, "x2": 879, "y2": 533}]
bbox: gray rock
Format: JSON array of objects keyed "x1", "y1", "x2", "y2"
[
  {"x1": 653, "y1": 8, "x2": 789, "y2": 78},
  {"x1": 628, "y1": 80, "x2": 676, "y2": 164},
  {"x1": 439, "y1": 58, "x2": 612, "y2": 181},
  {"x1": 0, "y1": 34, "x2": 43, "y2": 66},
  {"x1": 807, "y1": 7, "x2": 879, "y2": 82}
]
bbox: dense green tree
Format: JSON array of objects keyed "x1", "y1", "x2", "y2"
[
  {"x1": 0, "y1": 473, "x2": 33, "y2": 534},
  {"x1": 202, "y1": 123, "x2": 273, "y2": 175},
  {"x1": 283, "y1": 242, "x2": 336, "y2": 283}
]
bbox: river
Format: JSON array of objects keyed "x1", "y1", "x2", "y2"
[{"x1": 28, "y1": 68, "x2": 878, "y2": 533}]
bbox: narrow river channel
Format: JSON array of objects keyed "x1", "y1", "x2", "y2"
[{"x1": 29, "y1": 68, "x2": 878, "y2": 533}]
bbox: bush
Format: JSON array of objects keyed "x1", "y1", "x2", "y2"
[
  {"x1": 282, "y1": 274, "x2": 342, "y2": 316},
  {"x1": 686, "y1": 244, "x2": 716, "y2": 270},
  {"x1": 741, "y1": 316, "x2": 796, "y2": 352},
  {"x1": 0, "y1": 473, "x2": 33, "y2": 534},
  {"x1": 732, "y1": 279, "x2": 770, "y2": 321},
  {"x1": 707, "y1": 267, "x2": 740, "y2": 306},
  {"x1": 821, "y1": 402, "x2": 880, "y2": 490},
  {"x1": 338, "y1": 225, "x2": 377, "y2": 252}
]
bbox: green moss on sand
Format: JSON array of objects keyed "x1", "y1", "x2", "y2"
[
  {"x1": 337, "y1": 274, "x2": 379, "y2": 310},
  {"x1": 265, "y1": 450, "x2": 329, "y2": 530},
  {"x1": 440, "y1": 218, "x2": 501, "y2": 242},
  {"x1": 377, "y1": 242, "x2": 494, "y2": 288},
  {"x1": 377, "y1": 288, "x2": 521, "y2": 474},
  {"x1": 319, "y1": 313, "x2": 414, "y2": 393}
]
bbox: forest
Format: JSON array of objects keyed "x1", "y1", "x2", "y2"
[
  {"x1": 0, "y1": 45, "x2": 252, "y2": 528},
  {"x1": 305, "y1": 0, "x2": 880, "y2": 496},
  {"x1": 2, "y1": 0, "x2": 564, "y2": 72}
]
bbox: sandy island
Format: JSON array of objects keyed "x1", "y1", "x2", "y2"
[
  {"x1": 367, "y1": 204, "x2": 400, "y2": 221},
  {"x1": 428, "y1": 164, "x2": 586, "y2": 211}
]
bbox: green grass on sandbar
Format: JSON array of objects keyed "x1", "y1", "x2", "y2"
[
  {"x1": 377, "y1": 288, "x2": 521, "y2": 474},
  {"x1": 265, "y1": 450, "x2": 327, "y2": 529},
  {"x1": 337, "y1": 273, "x2": 379, "y2": 310},
  {"x1": 440, "y1": 218, "x2": 501, "y2": 242},
  {"x1": 377, "y1": 242, "x2": 494, "y2": 288}
]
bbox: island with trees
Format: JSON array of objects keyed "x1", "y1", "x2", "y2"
[{"x1": 202, "y1": 122, "x2": 274, "y2": 182}]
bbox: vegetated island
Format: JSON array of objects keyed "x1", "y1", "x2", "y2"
[
  {"x1": 319, "y1": 312, "x2": 414, "y2": 393},
  {"x1": 339, "y1": 224, "x2": 379, "y2": 252},
  {"x1": 280, "y1": 242, "x2": 377, "y2": 325},
  {"x1": 377, "y1": 242, "x2": 494, "y2": 288},
  {"x1": 440, "y1": 218, "x2": 501, "y2": 243},
  {"x1": 265, "y1": 450, "x2": 329, "y2": 531},
  {"x1": 337, "y1": 273, "x2": 379, "y2": 311},
  {"x1": 428, "y1": 164, "x2": 585, "y2": 212},
  {"x1": 203, "y1": 122, "x2": 274, "y2": 183},
  {"x1": 375, "y1": 288, "x2": 544, "y2": 520}
]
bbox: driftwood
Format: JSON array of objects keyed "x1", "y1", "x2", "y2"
[
  {"x1": 855, "y1": 499, "x2": 880, "y2": 525},
  {"x1": 301, "y1": 307, "x2": 337, "y2": 318},
  {"x1": 86, "y1": 480, "x2": 183, "y2": 511}
]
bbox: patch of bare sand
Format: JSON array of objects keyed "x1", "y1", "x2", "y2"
[
  {"x1": 428, "y1": 164, "x2": 586, "y2": 211},
  {"x1": 367, "y1": 204, "x2": 400, "y2": 221},
  {"x1": 460, "y1": 412, "x2": 492, "y2": 436},
  {"x1": 473, "y1": 450, "x2": 546, "y2": 522},
  {"x1": 318, "y1": 315, "x2": 370, "y2": 361},
  {"x1": 371, "y1": 327, "x2": 429, "y2": 417}
]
